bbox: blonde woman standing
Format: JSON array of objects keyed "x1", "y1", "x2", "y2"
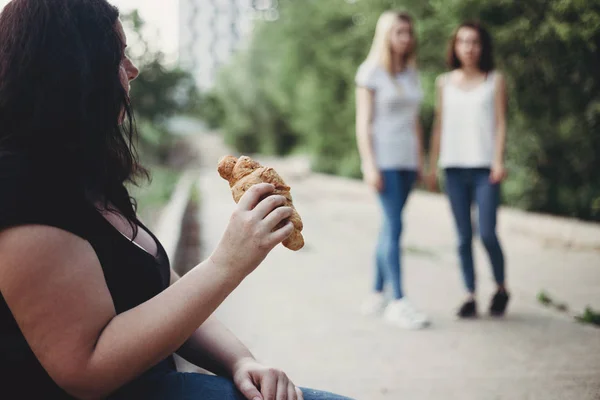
[{"x1": 355, "y1": 11, "x2": 429, "y2": 329}]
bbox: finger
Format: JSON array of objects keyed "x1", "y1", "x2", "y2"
[
  {"x1": 287, "y1": 382, "x2": 298, "y2": 400},
  {"x1": 267, "y1": 220, "x2": 294, "y2": 246},
  {"x1": 296, "y1": 387, "x2": 304, "y2": 400},
  {"x1": 276, "y1": 375, "x2": 289, "y2": 400},
  {"x1": 237, "y1": 377, "x2": 263, "y2": 400},
  {"x1": 263, "y1": 206, "x2": 293, "y2": 231},
  {"x1": 238, "y1": 183, "x2": 275, "y2": 211},
  {"x1": 253, "y1": 195, "x2": 287, "y2": 221},
  {"x1": 261, "y1": 371, "x2": 278, "y2": 400}
]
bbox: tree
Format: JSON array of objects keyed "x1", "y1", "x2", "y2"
[
  {"x1": 203, "y1": 0, "x2": 600, "y2": 221},
  {"x1": 122, "y1": 11, "x2": 200, "y2": 163},
  {"x1": 453, "y1": 0, "x2": 600, "y2": 220}
]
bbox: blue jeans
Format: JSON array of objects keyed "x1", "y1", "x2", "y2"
[
  {"x1": 109, "y1": 359, "x2": 353, "y2": 400},
  {"x1": 444, "y1": 168, "x2": 505, "y2": 293},
  {"x1": 374, "y1": 169, "x2": 417, "y2": 300}
]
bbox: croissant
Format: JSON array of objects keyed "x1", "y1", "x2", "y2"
[{"x1": 217, "y1": 155, "x2": 305, "y2": 251}]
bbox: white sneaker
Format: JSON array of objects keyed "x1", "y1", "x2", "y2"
[
  {"x1": 360, "y1": 292, "x2": 388, "y2": 316},
  {"x1": 383, "y1": 299, "x2": 430, "y2": 329}
]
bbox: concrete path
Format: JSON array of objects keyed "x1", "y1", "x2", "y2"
[{"x1": 192, "y1": 131, "x2": 600, "y2": 400}]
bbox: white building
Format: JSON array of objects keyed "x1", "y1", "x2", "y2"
[{"x1": 178, "y1": 0, "x2": 279, "y2": 90}]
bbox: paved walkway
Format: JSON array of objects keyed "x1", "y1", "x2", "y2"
[{"x1": 191, "y1": 132, "x2": 600, "y2": 400}]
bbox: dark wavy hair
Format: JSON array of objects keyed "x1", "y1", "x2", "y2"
[
  {"x1": 447, "y1": 21, "x2": 495, "y2": 73},
  {"x1": 0, "y1": 0, "x2": 146, "y2": 223}
]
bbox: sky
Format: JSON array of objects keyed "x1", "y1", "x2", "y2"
[{"x1": 0, "y1": 0, "x2": 179, "y2": 59}]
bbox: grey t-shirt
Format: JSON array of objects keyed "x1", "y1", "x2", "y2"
[{"x1": 355, "y1": 62, "x2": 423, "y2": 170}]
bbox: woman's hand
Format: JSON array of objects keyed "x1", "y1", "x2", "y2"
[
  {"x1": 426, "y1": 171, "x2": 438, "y2": 192},
  {"x1": 417, "y1": 164, "x2": 425, "y2": 185},
  {"x1": 210, "y1": 183, "x2": 294, "y2": 278},
  {"x1": 363, "y1": 165, "x2": 383, "y2": 192},
  {"x1": 489, "y1": 162, "x2": 508, "y2": 184},
  {"x1": 233, "y1": 358, "x2": 304, "y2": 400}
]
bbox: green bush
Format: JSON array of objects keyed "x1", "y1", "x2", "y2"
[
  {"x1": 123, "y1": 11, "x2": 200, "y2": 164},
  {"x1": 203, "y1": 0, "x2": 600, "y2": 221},
  {"x1": 458, "y1": 0, "x2": 600, "y2": 220}
]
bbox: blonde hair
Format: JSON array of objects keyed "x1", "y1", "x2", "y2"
[{"x1": 364, "y1": 11, "x2": 417, "y2": 76}]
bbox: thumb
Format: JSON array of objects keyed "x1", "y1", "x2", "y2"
[{"x1": 237, "y1": 377, "x2": 263, "y2": 400}]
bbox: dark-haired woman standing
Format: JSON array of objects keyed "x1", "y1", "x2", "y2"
[
  {"x1": 428, "y1": 22, "x2": 510, "y2": 319},
  {"x1": 0, "y1": 1, "x2": 351, "y2": 399}
]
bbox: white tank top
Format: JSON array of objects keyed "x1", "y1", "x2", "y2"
[{"x1": 439, "y1": 71, "x2": 497, "y2": 168}]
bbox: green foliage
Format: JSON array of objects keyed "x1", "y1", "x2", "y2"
[
  {"x1": 537, "y1": 290, "x2": 552, "y2": 306},
  {"x1": 128, "y1": 164, "x2": 180, "y2": 226},
  {"x1": 459, "y1": 0, "x2": 600, "y2": 221},
  {"x1": 538, "y1": 290, "x2": 600, "y2": 327},
  {"x1": 203, "y1": 0, "x2": 600, "y2": 221},
  {"x1": 195, "y1": 92, "x2": 225, "y2": 130},
  {"x1": 203, "y1": 0, "x2": 458, "y2": 176},
  {"x1": 122, "y1": 11, "x2": 200, "y2": 164},
  {"x1": 575, "y1": 306, "x2": 600, "y2": 327}
]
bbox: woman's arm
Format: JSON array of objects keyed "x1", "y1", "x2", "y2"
[
  {"x1": 0, "y1": 184, "x2": 293, "y2": 400},
  {"x1": 427, "y1": 75, "x2": 445, "y2": 190},
  {"x1": 176, "y1": 316, "x2": 254, "y2": 377},
  {"x1": 355, "y1": 86, "x2": 381, "y2": 191},
  {"x1": 415, "y1": 116, "x2": 425, "y2": 181},
  {"x1": 0, "y1": 228, "x2": 237, "y2": 399},
  {"x1": 490, "y1": 72, "x2": 508, "y2": 183},
  {"x1": 170, "y1": 269, "x2": 306, "y2": 400},
  {"x1": 170, "y1": 269, "x2": 255, "y2": 378}
]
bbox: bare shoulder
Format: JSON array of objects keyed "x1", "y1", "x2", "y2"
[
  {"x1": 435, "y1": 72, "x2": 450, "y2": 88},
  {"x1": 493, "y1": 70, "x2": 506, "y2": 85},
  {"x1": 492, "y1": 71, "x2": 507, "y2": 99},
  {"x1": 0, "y1": 225, "x2": 97, "y2": 279},
  {"x1": 0, "y1": 225, "x2": 115, "y2": 384},
  {"x1": 0, "y1": 224, "x2": 114, "y2": 327},
  {"x1": 356, "y1": 85, "x2": 375, "y2": 103}
]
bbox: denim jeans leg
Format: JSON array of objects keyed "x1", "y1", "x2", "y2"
[
  {"x1": 374, "y1": 170, "x2": 416, "y2": 299},
  {"x1": 474, "y1": 169, "x2": 505, "y2": 286},
  {"x1": 444, "y1": 168, "x2": 476, "y2": 293}
]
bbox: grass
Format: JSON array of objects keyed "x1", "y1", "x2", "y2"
[
  {"x1": 537, "y1": 290, "x2": 600, "y2": 328},
  {"x1": 404, "y1": 245, "x2": 439, "y2": 259},
  {"x1": 575, "y1": 306, "x2": 600, "y2": 326},
  {"x1": 189, "y1": 181, "x2": 201, "y2": 205}
]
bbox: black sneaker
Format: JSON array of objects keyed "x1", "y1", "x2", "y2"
[
  {"x1": 489, "y1": 290, "x2": 510, "y2": 316},
  {"x1": 457, "y1": 299, "x2": 478, "y2": 318}
]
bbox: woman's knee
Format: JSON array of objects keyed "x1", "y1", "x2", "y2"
[
  {"x1": 179, "y1": 373, "x2": 246, "y2": 400},
  {"x1": 385, "y1": 216, "x2": 403, "y2": 238},
  {"x1": 389, "y1": 224, "x2": 402, "y2": 240},
  {"x1": 378, "y1": 221, "x2": 402, "y2": 246},
  {"x1": 479, "y1": 229, "x2": 499, "y2": 248},
  {"x1": 457, "y1": 230, "x2": 472, "y2": 247}
]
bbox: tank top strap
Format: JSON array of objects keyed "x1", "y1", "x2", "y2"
[
  {"x1": 443, "y1": 72, "x2": 452, "y2": 86},
  {"x1": 486, "y1": 71, "x2": 496, "y2": 86}
]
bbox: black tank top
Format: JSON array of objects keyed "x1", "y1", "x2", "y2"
[{"x1": 0, "y1": 152, "x2": 174, "y2": 399}]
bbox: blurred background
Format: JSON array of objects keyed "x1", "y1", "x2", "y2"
[
  {"x1": 1, "y1": 0, "x2": 599, "y2": 398},
  {"x1": 135, "y1": 0, "x2": 597, "y2": 225},
  {"x1": 0, "y1": 0, "x2": 594, "y2": 223},
  {"x1": 195, "y1": 0, "x2": 600, "y2": 223}
]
